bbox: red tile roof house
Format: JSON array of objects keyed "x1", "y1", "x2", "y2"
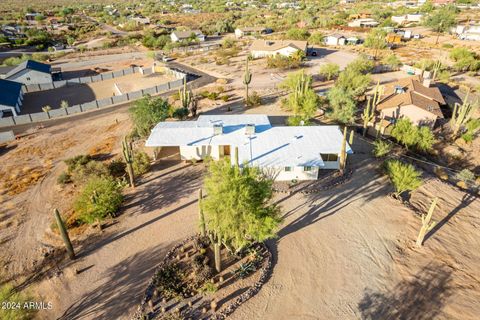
[{"x1": 375, "y1": 76, "x2": 446, "y2": 129}]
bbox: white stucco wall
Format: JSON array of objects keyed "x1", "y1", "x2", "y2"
[
  {"x1": 180, "y1": 145, "x2": 221, "y2": 161},
  {"x1": 275, "y1": 166, "x2": 319, "y2": 181},
  {"x1": 7, "y1": 69, "x2": 52, "y2": 85},
  {"x1": 252, "y1": 46, "x2": 301, "y2": 59}
]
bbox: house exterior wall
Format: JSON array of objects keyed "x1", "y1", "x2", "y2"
[
  {"x1": 0, "y1": 104, "x2": 17, "y2": 116},
  {"x1": 380, "y1": 104, "x2": 438, "y2": 127},
  {"x1": 326, "y1": 37, "x2": 341, "y2": 45},
  {"x1": 275, "y1": 166, "x2": 319, "y2": 181},
  {"x1": 251, "y1": 46, "x2": 301, "y2": 58},
  {"x1": 179, "y1": 145, "x2": 221, "y2": 161},
  {"x1": 7, "y1": 69, "x2": 52, "y2": 85}
]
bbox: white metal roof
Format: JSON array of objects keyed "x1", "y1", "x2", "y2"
[{"x1": 145, "y1": 115, "x2": 352, "y2": 168}]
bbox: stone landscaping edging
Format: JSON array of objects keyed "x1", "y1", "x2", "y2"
[
  {"x1": 132, "y1": 237, "x2": 273, "y2": 320},
  {"x1": 272, "y1": 169, "x2": 354, "y2": 195}
]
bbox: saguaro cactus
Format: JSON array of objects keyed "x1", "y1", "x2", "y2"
[
  {"x1": 243, "y1": 57, "x2": 252, "y2": 104},
  {"x1": 349, "y1": 129, "x2": 354, "y2": 146},
  {"x1": 362, "y1": 97, "x2": 375, "y2": 137},
  {"x1": 179, "y1": 77, "x2": 192, "y2": 110},
  {"x1": 450, "y1": 91, "x2": 478, "y2": 139},
  {"x1": 214, "y1": 236, "x2": 222, "y2": 273},
  {"x1": 122, "y1": 136, "x2": 135, "y2": 188},
  {"x1": 234, "y1": 146, "x2": 239, "y2": 168},
  {"x1": 198, "y1": 189, "x2": 206, "y2": 237},
  {"x1": 339, "y1": 126, "x2": 348, "y2": 174},
  {"x1": 54, "y1": 209, "x2": 75, "y2": 260},
  {"x1": 416, "y1": 197, "x2": 438, "y2": 247}
]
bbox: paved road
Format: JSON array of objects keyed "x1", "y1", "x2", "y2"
[{"x1": 2, "y1": 62, "x2": 216, "y2": 135}]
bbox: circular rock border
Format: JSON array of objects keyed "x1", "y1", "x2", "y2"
[{"x1": 132, "y1": 236, "x2": 273, "y2": 320}]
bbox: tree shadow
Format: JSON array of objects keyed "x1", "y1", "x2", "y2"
[
  {"x1": 358, "y1": 262, "x2": 453, "y2": 320},
  {"x1": 59, "y1": 244, "x2": 171, "y2": 320},
  {"x1": 121, "y1": 163, "x2": 204, "y2": 215}
]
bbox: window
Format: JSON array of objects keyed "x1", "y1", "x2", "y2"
[
  {"x1": 320, "y1": 154, "x2": 339, "y2": 162},
  {"x1": 303, "y1": 166, "x2": 313, "y2": 172},
  {"x1": 284, "y1": 166, "x2": 292, "y2": 172}
]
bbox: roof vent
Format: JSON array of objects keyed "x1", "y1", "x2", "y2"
[
  {"x1": 265, "y1": 40, "x2": 274, "y2": 46},
  {"x1": 394, "y1": 85, "x2": 405, "y2": 94},
  {"x1": 245, "y1": 124, "x2": 255, "y2": 135},
  {"x1": 213, "y1": 124, "x2": 223, "y2": 135}
]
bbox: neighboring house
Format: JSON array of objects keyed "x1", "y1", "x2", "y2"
[
  {"x1": 170, "y1": 30, "x2": 205, "y2": 43},
  {"x1": 376, "y1": 76, "x2": 446, "y2": 128},
  {"x1": 130, "y1": 15, "x2": 151, "y2": 25},
  {"x1": 145, "y1": 115, "x2": 352, "y2": 181},
  {"x1": 391, "y1": 14, "x2": 423, "y2": 25},
  {"x1": 454, "y1": 25, "x2": 480, "y2": 41},
  {"x1": 4, "y1": 60, "x2": 52, "y2": 85},
  {"x1": 0, "y1": 79, "x2": 23, "y2": 117},
  {"x1": 234, "y1": 27, "x2": 268, "y2": 38},
  {"x1": 250, "y1": 39, "x2": 307, "y2": 58},
  {"x1": 348, "y1": 18, "x2": 379, "y2": 28},
  {"x1": 325, "y1": 34, "x2": 346, "y2": 46}
]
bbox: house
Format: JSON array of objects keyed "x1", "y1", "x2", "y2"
[
  {"x1": 348, "y1": 18, "x2": 379, "y2": 28},
  {"x1": 391, "y1": 14, "x2": 423, "y2": 25},
  {"x1": 3, "y1": 60, "x2": 52, "y2": 85},
  {"x1": 250, "y1": 40, "x2": 307, "y2": 58},
  {"x1": 454, "y1": 24, "x2": 480, "y2": 41},
  {"x1": 325, "y1": 34, "x2": 346, "y2": 46},
  {"x1": 234, "y1": 27, "x2": 268, "y2": 38},
  {"x1": 0, "y1": 79, "x2": 23, "y2": 117},
  {"x1": 170, "y1": 30, "x2": 205, "y2": 43},
  {"x1": 145, "y1": 115, "x2": 352, "y2": 181},
  {"x1": 433, "y1": 0, "x2": 455, "y2": 5},
  {"x1": 376, "y1": 76, "x2": 446, "y2": 127}
]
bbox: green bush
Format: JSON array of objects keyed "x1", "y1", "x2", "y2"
[
  {"x1": 266, "y1": 55, "x2": 302, "y2": 69},
  {"x1": 73, "y1": 176, "x2": 123, "y2": 224},
  {"x1": 108, "y1": 159, "x2": 126, "y2": 178},
  {"x1": 373, "y1": 140, "x2": 392, "y2": 158},
  {"x1": 70, "y1": 161, "x2": 110, "y2": 184},
  {"x1": 57, "y1": 172, "x2": 72, "y2": 185},
  {"x1": 384, "y1": 160, "x2": 422, "y2": 197},
  {"x1": 133, "y1": 152, "x2": 151, "y2": 176},
  {"x1": 246, "y1": 91, "x2": 261, "y2": 107},
  {"x1": 0, "y1": 283, "x2": 37, "y2": 320},
  {"x1": 173, "y1": 107, "x2": 189, "y2": 120},
  {"x1": 64, "y1": 154, "x2": 92, "y2": 173}
]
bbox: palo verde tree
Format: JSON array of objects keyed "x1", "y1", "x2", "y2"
[
  {"x1": 318, "y1": 63, "x2": 340, "y2": 81},
  {"x1": 201, "y1": 158, "x2": 282, "y2": 272},
  {"x1": 129, "y1": 95, "x2": 172, "y2": 138},
  {"x1": 391, "y1": 118, "x2": 435, "y2": 152},
  {"x1": 424, "y1": 5, "x2": 458, "y2": 44},
  {"x1": 281, "y1": 70, "x2": 318, "y2": 125},
  {"x1": 384, "y1": 159, "x2": 422, "y2": 199},
  {"x1": 363, "y1": 28, "x2": 387, "y2": 59}
]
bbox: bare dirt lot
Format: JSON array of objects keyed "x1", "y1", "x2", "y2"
[
  {"x1": 20, "y1": 72, "x2": 176, "y2": 113},
  {"x1": 1, "y1": 109, "x2": 479, "y2": 320}
]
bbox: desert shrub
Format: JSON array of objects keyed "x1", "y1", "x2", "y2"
[
  {"x1": 0, "y1": 283, "x2": 37, "y2": 320},
  {"x1": 220, "y1": 95, "x2": 229, "y2": 102},
  {"x1": 199, "y1": 282, "x2": 217, "y2": 295},
  {"x1": 384, "y1": 159, "x2": 422, "y2": 197},
  {"x1": 318, "y1": 63, "x2": 340, "y2": 81},
  {"x1": 266, "y1": 55, "x2": 302, "y2": 69},
  {"x1": 57, "y1": 171, "x2": 72, "y2": 185},
  {"x1": 64, "y1": 154, "x2": 92, "y2": 173},
  {"x1": 373, "y1": 140, "x2": 392, "y2": 158},
  {"x1": 70, "y1": 161, "x2": 110, "y2": 184},
  {"x1": 391, "y1": 119, "x2": 435, "y2": 152},
  {"x1": 455, "y1": 169, "x2": 475, "y2": 183},
  {"x1": 246, "y1": 91, "x2": 261, "y2": 107},
  {"x1": 155, "y1": 263, "x2": 187, "y2": 300},
  {"x1": 200, "y1": 91, "x2": 219, "y2": 100},
  {"x1": 172, "y1": 107, "x2": 189, "y2": 120},
  {"x1": 133, "y1": 152, "x2": 151, "y2": 176},
  {"x1": 73, "y1": 176, "x2": 123, "y2": 224},
  {"x1": 108, "y1": 159, "x2": 126, "y2": 177}
]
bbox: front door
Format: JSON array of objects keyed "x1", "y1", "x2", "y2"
[{"x1": 224, "y1": 145, "x2": 231, "y2": 156}]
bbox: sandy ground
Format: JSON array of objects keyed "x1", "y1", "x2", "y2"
[{"x1": 20, "y1": 72, "x2": 176, "y2": 113}]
